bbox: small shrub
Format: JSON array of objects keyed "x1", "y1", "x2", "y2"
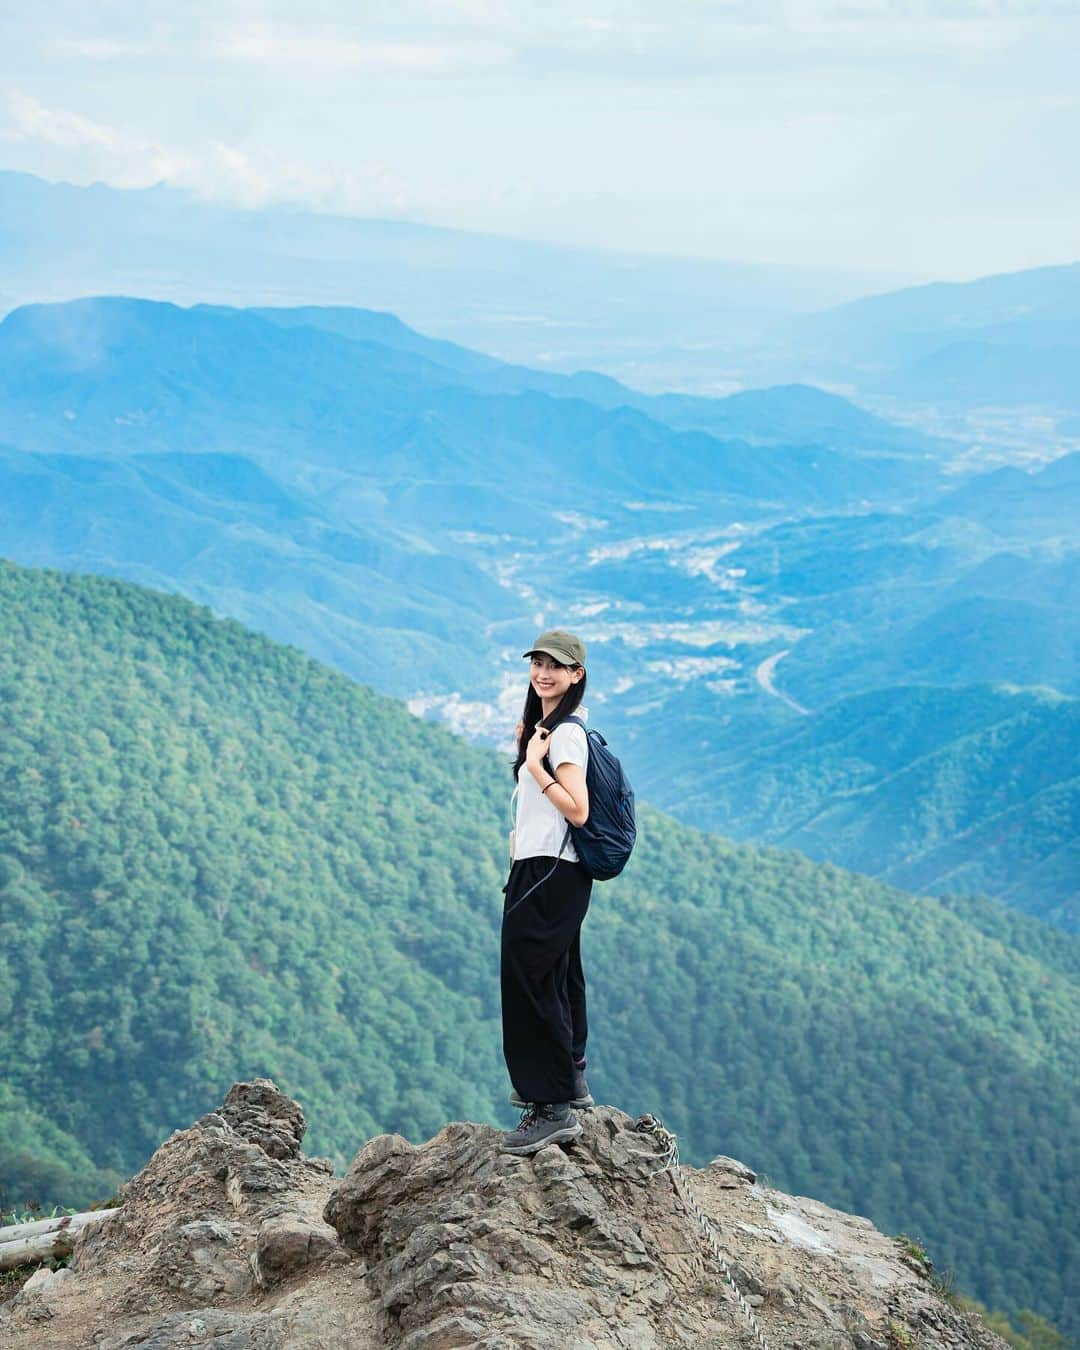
[
  {"x1": 894, "y1": 1232, "x2": 932, "y2": 1273},
  {"x1": 931, "y1": 1264, "x2": 959, "y2": 1304}
]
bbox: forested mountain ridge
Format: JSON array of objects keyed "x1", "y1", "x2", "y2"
[
  {"x1": 244, "y1": 302, "x2": 945, "y2": 456},
  {"x1": 0, "y1": 296, "x2": 941, "y2": 510},
  {"x1": 0, "y1": 560, "x2": 1076, "y2": 1335},
  {"x1": 1, "y1": 297, "x2": 1077, "y2": 924},
  {"x1": 0, "y1": 168, "x2": 896, "y2": 381},
  {"x1": 646, "y1": 682, "x2": 1080, "y2": 929}
]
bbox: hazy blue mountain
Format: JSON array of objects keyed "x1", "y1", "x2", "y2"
[
  {"x1": 716, "y1": 463, "x2": 1080, "y2": 707},
  {"x1": 880, "y1": 322, "x2": 1080, "y2": 410},
  {"x1": 2, "y1": 294, "x2": 1076, "y2": 924},
  {"x1": 788, "y1": 263, "x2": 1080, "y2": 369},
  {"x1": 934, "y1": 452, "x2": 1080, "y2": 536},
  {"x1": 0, "y1": 296, "x2": 939, "y2": 707},
  {"x1": 0, "y1": 170, "x2": 901, "y2": 384},
  {"x1": 249, "y1": 304, "x2": 945, "y2": 458},
  {"x1": 642, "y1": 682, "x2": 1080, "y2": 929},
  {"x1": 247, "y1": 304, "x2": 504, "y2": 376},
  {"x1": 626, "y1": 382, "x2": 943, "y2": 456},
  {"x1": 0, "y1": 296, "x2": 945, "y2": 512},
  {"x1": 745, "y1": 572, "x2": 1080, "y2": 722},
  {"x1": 759, "y1": 262, "x2": 1080, "y2": 413},
  {"x1": 0, "y1": 443, "x2": 520, "y2": 694}
]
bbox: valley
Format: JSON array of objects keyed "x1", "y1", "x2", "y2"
[{"x1": 1, "y1": 293, "x2": 1077, "y2": 920}]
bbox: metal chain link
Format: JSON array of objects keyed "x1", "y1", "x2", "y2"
[{"x1": 635, "y1": 1114, "x2": 770, "y2": 1350}]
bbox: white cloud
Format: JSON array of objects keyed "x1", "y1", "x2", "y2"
[
  {"x1": 5, "y1": 91, "x2": 189, "y2": 182},
  {"x1": 197, "y1": 142, "x2": 412, "y2": 213},
  {"x1": 216, "y1": 24, "x2": 512, "y2": 74},
  {"x1": 55, "y1": 37, "x2": 147, "y2": 60},
  {"x1": 4, "y1": 1, "x2": 1079, "y2": 274},
  {"x1": 4, "y1": 91, "x2": 412, "y2": 213}
]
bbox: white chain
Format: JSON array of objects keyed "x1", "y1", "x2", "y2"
[{"x1": 635, "y1": 1115, "x2": 770, "y2": 1350}]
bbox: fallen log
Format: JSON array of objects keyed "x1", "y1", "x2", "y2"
[{"x1": 0, "y1": 1208, "x2": 119, "y2": 1271}]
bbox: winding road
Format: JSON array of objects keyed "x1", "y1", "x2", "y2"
[{"x1": 754, "y1": 649, "x2": 811, "y2": 716}]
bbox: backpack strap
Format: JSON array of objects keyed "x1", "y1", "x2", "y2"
[
  {"x1": 541, "y1": 714, "x2": 590, "y2": 778},
  {"x1": 561, "y1": 714, "x2": 605, "y2": 746},
  {"x1": 503, "y1": 823, "x2": 573, "y2": 918}
]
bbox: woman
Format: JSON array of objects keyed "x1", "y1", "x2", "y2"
[{"x1": 500, "y1": 627, "x2": 595, "y2": 1155}]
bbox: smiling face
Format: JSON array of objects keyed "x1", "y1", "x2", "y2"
[{"x1": 529, "y1": 653, "x2": 584, "y2": 708}]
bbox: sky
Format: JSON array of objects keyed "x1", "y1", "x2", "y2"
[{"x1": 2, "y1": 0, "x2": 1079, "y2": 279}]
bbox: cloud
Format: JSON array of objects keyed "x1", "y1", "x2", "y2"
[
  {"x1": 198, "y1": 142, "x2": 413, "y2": 214},
  {"x1": 35, "y1": 4, "x2": 1080, "y2": 91},
  {"x1": 54, "y1": 37, "x2": 147, "y2": 60},
  {"x1": 5, "y1": 91, "x2": 187, "y2": 179},
  {"x1": 216, "y1": 24, "x2": 512, "y2": 74},
  {"x1": 3, "y1": 92, "x2": 412, "y2": 213},
  {"x1": 571, "y1": 17, "x2": 617, "y2": 33}
]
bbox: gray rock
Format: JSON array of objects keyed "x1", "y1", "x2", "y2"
[
  {"x1": 255, "y1": 1215, "x2": 345, "y2": 1286},
  {"x1": 99, "y1": 1308, "x2": 286, "y2": 1348},
  {"x1": 219, "y1": 1080, "x2": 306, "y2": 1161},
  {"x1": 222, "y1": 1142, "x2": 294, "y2": 1209},
  {"x1": 324, "y1": 1132, "x2": 419, "y2": 1251},
  {"x1": 153, "y1": 1219, "x2": 253, "y2": 1302},
  {"x1": 16, "y1": 1265, "x2": 72, "y2": 1299},
  {"x1": 400, "y1": 1314, "x2": 489, "y2": 1349},
  {"x1": 8, "y1": 1087, "x2": 1010, "y2": 1350},
  {"x1": 705, "y1": 1155, "x2": 758, "y2": 1186}
]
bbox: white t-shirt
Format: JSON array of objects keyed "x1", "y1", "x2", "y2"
[{"x1": 512, "y1": 707, "x2": 590, "y2": 862}]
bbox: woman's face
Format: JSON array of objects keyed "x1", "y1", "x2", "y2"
[{"x1": 529, "y1": 654, "x2": 582, "y2": 703}]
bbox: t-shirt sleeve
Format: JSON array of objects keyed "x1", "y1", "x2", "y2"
[{"x1": 550, "y1": 722, "x2": 588, "y2": 771}]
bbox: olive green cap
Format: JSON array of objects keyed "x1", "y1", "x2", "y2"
[{"x1": 523, "y1": 628, "x2": 586, "y2": 667}]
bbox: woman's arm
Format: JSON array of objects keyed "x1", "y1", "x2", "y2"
[
  {"x1": 525, "y1": 726, "x2": 590, "y2": 826},
  {"x1": 544, "y1": 762, "x2": 589, "y2": 827}
]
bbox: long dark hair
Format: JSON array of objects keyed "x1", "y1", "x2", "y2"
[{"x1": 511, "y1": 664, "x2": 587, "y2": 780}]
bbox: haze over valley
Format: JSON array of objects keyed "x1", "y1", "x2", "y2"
[
  {"x1": 1, "y1": 159, "x2": 1078, "y2": 1344},
  {"x1": 2, "y1": 237, "x2": 1078, "y2": 924}
]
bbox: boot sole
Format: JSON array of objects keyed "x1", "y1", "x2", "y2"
[
  {"x1": 509, "y1": 1093, "x2": 594, "y2": 1109},
  {"x1": 501, "y1": 1121, "x2": 583, "y2": 1155}
]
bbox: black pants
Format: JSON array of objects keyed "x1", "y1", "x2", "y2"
[{"x1": 501, "y1": 855, "x2": 592, "y2": 1105}]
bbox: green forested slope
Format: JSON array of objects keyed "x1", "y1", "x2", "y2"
[
  {"x1": 0, "y1": 560, "x2": 1076, "y2": 1335},
  {"x1": 654, "y1": 683, "x2": 1080, "y2": 928}
]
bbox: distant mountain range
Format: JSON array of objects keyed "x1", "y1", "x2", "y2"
[
  {"x1": 5, "y1": 170, "x2": 1074, "y2": 420},
  {"x1": 0, "y1": 294, "x2": 947, "y2": 695},
  {"x1": 0, "y1": 170, "x2": 902, "y2": 385},
  {"x1": 0, "y1": 297, "x2": 943, "y2": 507},
  {"x1": 759, "y1": 263, "x2": 1080, "y2": 415},
  {"x1": 1, "y1": 295, "x2": 1077, "y2": 924},
  {"x1": 248, "y1": 305, "x2": 938, "y2": 457},
  {"x1": 653, "y1": 683, "x2": 1079, "y2": 929}
]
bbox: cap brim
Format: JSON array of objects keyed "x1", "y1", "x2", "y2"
[{"x1": 523, "y1": 646, "x2": 574, "y2": 663}]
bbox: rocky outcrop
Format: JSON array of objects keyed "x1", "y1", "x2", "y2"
[{"x1": 0, "y1": 1081, "x2": 1010, "y2": 1350}]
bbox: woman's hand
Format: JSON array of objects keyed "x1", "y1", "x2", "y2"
[{"x1": 525, "y1": 723, "x2": 551, "y2": 767}]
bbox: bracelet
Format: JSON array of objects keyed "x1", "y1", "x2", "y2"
[{"x1": 541, "y1": 779, "x2": 559, "y2": 794}]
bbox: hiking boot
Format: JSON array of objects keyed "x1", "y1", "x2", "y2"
[
  {"x1": 500, "y1": 1103, "x2": 582, "y2": 1155},
  {"x1": 509, "y1": 1066, "x2": 594, "y2": 1110}
]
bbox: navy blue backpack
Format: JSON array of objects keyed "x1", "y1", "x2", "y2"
[{"x1": 551, "y1": 714, "x2": 636, "y2": 881}]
